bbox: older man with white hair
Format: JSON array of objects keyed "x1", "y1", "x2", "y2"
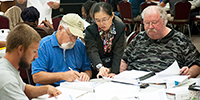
[{"x1": 31, "y1": 13, "x2": 92, "y2": 87}]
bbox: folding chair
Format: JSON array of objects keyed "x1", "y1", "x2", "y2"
[
  {"x1": 100, "y1": 0, "x2": 109, "y2": 3},
  {"x1": 167, "y1": 1, "x2": 191, "y2": 39},
  {"x1": 0, "y1": 15, "x2": 9, "y2": 29},
  {"x1": 52, "y1": 14, "x2": 63, "y2": 31},
  {"x1": 140, "y1": 1, "x2": 157, "y2": 13},
  {"x1": 119, "y1": 1, "x2": 142, "y2": 33},
  {"x1": 126, "y1": 31, "x2": 137, "y2": 46}
]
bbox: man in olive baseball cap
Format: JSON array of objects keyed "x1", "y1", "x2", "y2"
[{"x1": 31, "y1": 13, "x2": 92, "y2": 87}]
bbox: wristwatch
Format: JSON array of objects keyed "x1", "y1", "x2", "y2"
[{"x1": 96, "y1": 63, "x2": 103, "y2": 70}]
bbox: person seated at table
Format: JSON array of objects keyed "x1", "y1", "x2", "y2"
[
  {"x1": 110, "y1": 0, "x2": 122, "y2": 18},
  {"x1": 189, "y1": 0, "x2": 200, "y2": 34},
  {"x1": 84, "y1": 2, "x2": 125, "y2": 78},
  {"x1": 124, "y1": 0, "x2": 146, "y2": 32},
  {"x1": 159, "y1": 0, "x2": 186, "y2": 20},
  {"x1": 120, "y1": 6, "x2": 200, "y2": 78},
  {"x1": 20, "y1": 6, "x2": 54, "y2": 38},
  {"x1": 31, "y1": 13, "x2": 92, "y2": 87},
  {"x1": 82, "y1": 0, "x2": 97, "y2": 23},
  {"x1": 0, "y1": 24, "x2": 61, "y2": 99}
]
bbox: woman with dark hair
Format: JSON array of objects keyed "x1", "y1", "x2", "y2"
[
  {"x1": 84, "y1": 2, "x2": 125, "y2": 78},
  {"x1": 82, "y1": 0, "x2": 97, "y2": 23}
]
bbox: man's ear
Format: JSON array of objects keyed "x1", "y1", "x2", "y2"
[
  {"x1": 58, "y1": 25, "x2": 64, "y2": 31},
  {"x1": 17, "y1": 45, "x2": 24, "y2": 56}
]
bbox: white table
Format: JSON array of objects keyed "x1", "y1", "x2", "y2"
[{"x1": 32, "y1": 78, "x2": 197, "y2": 100}]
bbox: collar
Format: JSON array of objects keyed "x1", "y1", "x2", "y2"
[{"x1": 51, "y1": 31, "x2": 60, "y2": 47}]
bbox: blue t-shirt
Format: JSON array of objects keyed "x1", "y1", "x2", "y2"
[{"x1": 32, "y1": 31, "x2": 91, "y2": 86}]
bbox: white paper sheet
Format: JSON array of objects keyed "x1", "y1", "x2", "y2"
[{"x1": 156, "y1": 60, "x2": 180, "y2": 75}]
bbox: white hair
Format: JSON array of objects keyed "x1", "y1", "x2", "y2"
[
  {"x1": 141, "y1": 6, "x2": 168, "y2": 25},
  {"x1": 58, "y1": 20, "x2": 69, "y2": 30}
]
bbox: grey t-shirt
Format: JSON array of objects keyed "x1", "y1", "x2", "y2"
[{"x1": 0, "y1": 58, "x2": 28, "y2": 100}]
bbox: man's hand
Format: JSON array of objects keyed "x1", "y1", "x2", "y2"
[
  {"x1": 61, "y1": 71, "x2": 80, "y2": 82},
  {"x1": 47, "y1": 1, "x2": 54, "y2": 8},
  {"x1": 180, "y1": 66, "x2": 191, "y2": 78},
  {"x1": 40, "y1": 20, "x2": 54, "y2": 29},
  {"x1": 78, "y1": 72, "x2": 90, "y2": 81},
  {"x1": 17, "y1": 0, "x2": 27, "y2": 4},
  {"x1": 47, "y1": 85, "x2": 62, "y2": 99}
]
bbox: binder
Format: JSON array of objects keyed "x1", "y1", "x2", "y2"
[{"x1": 111, "y1": 70, "x2": 156, "y2": 85}]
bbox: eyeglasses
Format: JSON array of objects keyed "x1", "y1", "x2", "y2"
[
  {"x1": 95, "y1": 16, "x2": 111, "y2": 23},
  {"x1": 143, "y1": 18, "x2": 161, "y2": 27},
  {"x1": 66, "y1": 31, "x2": 78, "y2": 40}
]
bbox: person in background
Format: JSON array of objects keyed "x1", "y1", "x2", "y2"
[
  {"x1": 17, "y1": 0, "x2": 60, "y2": 25},
  {"x1": 82, "y1": 0, "x2": 97, "y2": 23},
  {"x1": 20, "y1": 6, "x2": 54, "y2": 38},
  {"x1": 124, "y1": 0, "x2": 146, "y2": 32},
  {"x1": 159, "y1": 0, "x2": 186, "y2": 20},
  {"x1": 31, "y1": 13, "x2": 92, "y2": 86},
  {"x1": 84, "y1": 2, "x2": 125, "y2": 78},
  {"x1": 189, "y1": 0, "x2": 200, "y2": 34},
  {"x1": 120, "y1": 6, "x2": 200, "y2": 78},
  {"x1": 110, "y1": 0, "x2": 122, "y2": 18},
  {"x1": 0, "y1": 24, "x2": 61, "y2": 100}
]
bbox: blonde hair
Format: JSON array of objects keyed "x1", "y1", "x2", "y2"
[{"x1": 6, "y1": 24, "x2": 41, "y2": 52}]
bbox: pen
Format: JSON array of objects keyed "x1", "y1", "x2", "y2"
[
  {"x1": 68, "y1": 67, "x2": 81, "y2": 79},
  {"x1": 68, "y1": 67, "x2": 73, "y2": 71},
  {"x1": 45, "y1": 17, "x2": 47, "y2": 21}
]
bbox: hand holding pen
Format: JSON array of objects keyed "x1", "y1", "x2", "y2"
[
  {"x1": 68, "y1": 67, "x2": 90, "y2": 81},
  {"x1": 40, "y1": 18, "x2": 54, "y2": 29}
]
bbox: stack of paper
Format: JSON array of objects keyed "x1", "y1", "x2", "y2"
[
  {"x1": 112, "y1": 70, "x2": 155, "y2": 85},
  {"x1": 32, "y1": 87, "x2": 88, "y2": 100},
  {"x1": 142, "y1": 60, "x2": 189, "y2": 85},
  {"x1": 60, "y1": 81, "x2": 101, "y2": 92}
]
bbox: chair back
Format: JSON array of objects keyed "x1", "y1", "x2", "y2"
[
  {"x1": 4, "y1": 6, "x2": 23, "y2": 30},
  {"x1": 173, "y1": 1, "x2": 191, "y2": 24},
  {"x1": 119, "y1": 1, "x2": 133, "y2": 24},
  {"x1": 52, "y1": 14, "x2": 63, "y2": 31},
  {"x1": 100, "y1": 0, "x2": 109, "y2": 3},
  {"x1": 140, "y1": 1, "x2": 157, "y2": 13},
  {"x1": 126, "y1": 31, "x2": 137, "y2": 45},
  {"x1": 0, "y1": 15, "x2": 9, "y2": 29}
]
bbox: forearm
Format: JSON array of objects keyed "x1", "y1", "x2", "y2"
[
  {"x1": 84, "y1": 70, "x2": 92, "y2": 78},
  {"x1": 52, "y1": 2, "x2": 60, "y2": 9},
  {"x1": 120, "y1": 59, "x2": 128, "y2": 73},
  {"x1": 190, "y1": 65, "x2": 200, "y2": 78},
  {"x1": 32, "y1": 71, "x2": 63, "y2": 85},
  {"x1": 25, "y1": 84, "x2": 49, "y2": 99}
]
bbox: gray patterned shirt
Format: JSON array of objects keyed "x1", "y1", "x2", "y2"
[{"x1": 122, "y1": 29, "x2": 200, "y2": 72}]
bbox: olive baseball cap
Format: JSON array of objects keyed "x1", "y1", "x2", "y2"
[{"x1": 62, "y1": 13, "x2": 84, "y2": 38}]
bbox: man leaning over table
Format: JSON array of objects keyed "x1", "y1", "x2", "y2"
[
  {"x1": 0, "y1": 24, "x2": 61, "y2": 100},
  {"x1": 31, "y1": 13, "x2": 92, "y2": 87},
  {"x1": 120, "y1": 6, "x2": 200, "y2": 78}
]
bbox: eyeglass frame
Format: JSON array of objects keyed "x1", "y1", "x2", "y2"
[
  {"x1": 94, "y1": 16, "x2": 111, "y2": 24},
  {"x1": 143, "y1": 17, "x2": 161, "y2": 27},
  {"x1": 65, "y1": 30, "x2": 78, "y2": 40}
]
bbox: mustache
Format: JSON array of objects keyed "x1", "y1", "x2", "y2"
[{"x1": 147, "y1": 29, "x2": 157, "y2": 33}]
